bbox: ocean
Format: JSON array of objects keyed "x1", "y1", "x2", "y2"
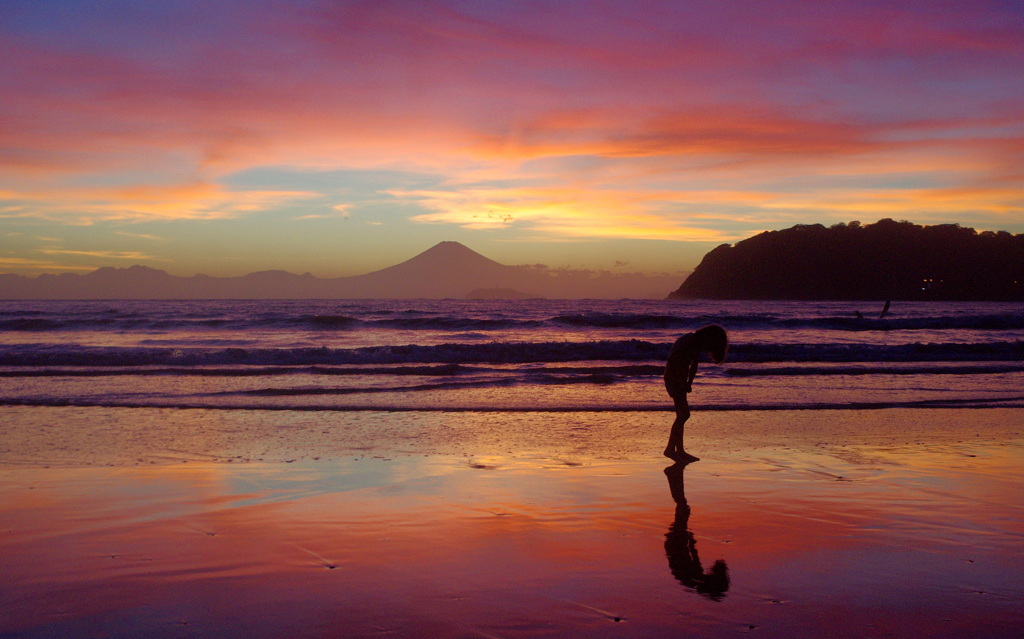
[{"x1": 2, "y1": 298, "x2": 1022, "y2": 414}]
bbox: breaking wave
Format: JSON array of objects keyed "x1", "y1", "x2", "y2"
[
  {"x1": 4, "y1": 310, "x2": 1024, "y2": 333},
  {"x1": 3, "y1": 300, "x2": 1022, "y2": 414},
  {"x1": 1, "y1": 340, "x2": 1021, "y2": 368}
]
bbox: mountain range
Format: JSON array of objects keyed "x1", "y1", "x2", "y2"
[{"x1": 0, "y1": 242, "x2": 683, "y2": 300}]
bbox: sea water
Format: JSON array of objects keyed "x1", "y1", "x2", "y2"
[{"x1": 2, "y1": 298, "x2": 1022, "y2": 413}]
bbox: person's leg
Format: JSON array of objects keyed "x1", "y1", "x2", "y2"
[{"x1": 664, "y1": 395, "x2": 693, "y2": 460}]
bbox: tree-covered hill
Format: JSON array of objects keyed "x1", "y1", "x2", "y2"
[{"x1": 669, "y1": 219, "x2": 1024, "y2": 301}]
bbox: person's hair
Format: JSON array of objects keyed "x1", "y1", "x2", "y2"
[
  {"x1": 696, "y1": 559, "x2": 730, "y2": 600},
  {"x1": 695, "y1": 324, "x2": 729, "y2": 364}
]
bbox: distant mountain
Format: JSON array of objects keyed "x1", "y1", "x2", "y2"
[
  {"x1": 0, "y1": 241, "x2": 682, "y2": 300},
  {"x1": 668, "y1": 219, "x2": 1024, "y2": 301},
  {"x1": 337, "y1": 241, "x2": 527, "y2": 298}
]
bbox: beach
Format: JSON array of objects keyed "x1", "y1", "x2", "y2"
[
  {"x1": 2, "y1": 298, "x2": 1022, "y2": 636},
  {"x1": 2, "y1": 406, "x2": 1022, "y2": 638}
]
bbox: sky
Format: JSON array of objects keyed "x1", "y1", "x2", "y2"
[{"x1": 2, "y1": 0, "x2": 1022, "y2": 278}]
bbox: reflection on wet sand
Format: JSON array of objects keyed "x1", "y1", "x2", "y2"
[
  {"x1": 664, "y1": 462, "x2": 730, "y2": 600},
  {"x1": 2, "y1": 413, "x2": 1022, "y2": 638}
]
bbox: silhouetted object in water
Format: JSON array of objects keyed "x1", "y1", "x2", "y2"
[
  {"x1": 668, "y1": 219, "x2": 1024, "y2": 301},
  {"x1": 879, "y1": 299, "x2": 891, "y2": 319},
  {"x1": 664, "y1": 462, "x2": 730, "y2": 600},
  {"x1": 663, "y1": 325, "x2": 728, "y2": 462}
]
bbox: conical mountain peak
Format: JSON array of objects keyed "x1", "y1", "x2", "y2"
[{"x1": 398, "y1": 241, "x2": 504, "y2": 270}]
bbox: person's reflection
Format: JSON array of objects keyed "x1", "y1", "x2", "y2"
[{"x1": 664, "y1": 461, "x2": 730, "y2": 600}]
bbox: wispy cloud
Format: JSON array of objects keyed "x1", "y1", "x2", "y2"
[
  {"x1": 400, "y1": 185, "x2": 742, "y2": 242},
  {"x1": 2, "y1": 183, "x2": 323, "y2": 223},
  {"x1": 39, "y1": 249, "x2": 161, "y2": 261},
  {"x1": 115, "y1": 231, "x2": 162, "y2": 241},
  {"x1": 0, "y1": 257, "x2": 97, "y2": 272}
]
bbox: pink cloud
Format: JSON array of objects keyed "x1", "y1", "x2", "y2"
[{"x1": 0, "y1": 0, "x2": 1020, "y2": 237}]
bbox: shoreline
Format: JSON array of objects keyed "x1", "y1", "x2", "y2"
[
  {"x1": 4, "y1": 398, "x2": 1024, "y2": 412},
  {"x1": 1, "y1": 405, "x2": 1021, "y2": 468}
]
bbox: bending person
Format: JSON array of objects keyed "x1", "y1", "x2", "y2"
[
  {"x1": 664, "y1": 461, "x2": 730, "y2": 599},
  {"x1": 663, "y1": 324, "x2": 728, "y2": 462}
]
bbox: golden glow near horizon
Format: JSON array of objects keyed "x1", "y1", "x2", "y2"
[{"x1": 1, "y1": 1, "x2": 1022, "y2": 277}]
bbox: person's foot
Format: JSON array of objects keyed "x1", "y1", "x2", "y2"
[{"x1": 664, "y1": 449, "x2": 700, "y2": 463}]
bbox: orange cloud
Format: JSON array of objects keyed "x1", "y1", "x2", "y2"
[
  {"x1": 38, "y1": 249, "x2": 159, "y2": 261},
  {"x1": 3, "y1": 182, "x2": 322, "y2": 223},
  {"x1": 0, "y1": 257, "x2": 96, "y2": 272},
  {"x1": 400, "y1": 185, "x2": 742, "y2": 242},
  {"x1": 476, "y1": 107, "x2": 880, "y2": 164}
]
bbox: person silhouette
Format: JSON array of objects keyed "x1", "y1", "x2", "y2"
[
  {"x1": 663, "y1": 325, "x2": 728, "y2": 462},
  {"x1": 664, "y1": 462, "x2": 730, "y2": 600}
]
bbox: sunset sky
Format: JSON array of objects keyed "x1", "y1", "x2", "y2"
[{"x1": 2, "y1": 0, "x2": 1022, "y2": 278}]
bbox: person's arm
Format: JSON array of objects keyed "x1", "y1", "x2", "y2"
[{"x1": 685, "y1": 356, "x2": 699, "y2": 392}]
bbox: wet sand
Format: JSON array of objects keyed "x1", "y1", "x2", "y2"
[{"x1": 1, "y1": 408, "x2": 1022, "y2": 638}]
